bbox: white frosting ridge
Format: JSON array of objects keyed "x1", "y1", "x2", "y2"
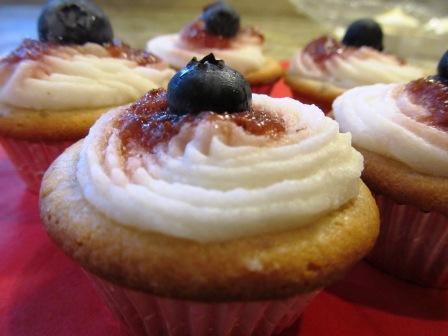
[
  {"x1": 77, "y1": 94, "x2": 363, "y2": 242},
  {"x1": 289, "y1": 46, "x2": 423, "y2": 89},
  {"x1": 0, "y1": 43, "x2": 175, "y2": 110},
  {"x1": 333, "y1": 84, "x2": 448, "y2": 177},
  {"x1": 146, "y1": 34, "x2": 265, "y2": 74}
]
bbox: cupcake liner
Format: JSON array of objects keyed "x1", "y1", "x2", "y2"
[
  {"x1": 0, "y1": 137, "x2": 74, "y2": 194},
  {"x1": 251, "y1": 82, "x2": 277, "y2": 95},
  {"x1": 290, "y1": 90, "x2": 333, "y2": 115},
  {"x1": 88, "y1": 273, "x2": 319, "y2": 336},
  {"x1": 366, "y1": 194, "x2": 448, "y2": 288}
]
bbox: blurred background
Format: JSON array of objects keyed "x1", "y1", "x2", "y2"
[{"x1": 1, "y1": 0, "x2": 447, "y2": 67}]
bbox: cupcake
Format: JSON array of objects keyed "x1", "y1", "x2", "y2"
[
  {"x1": 40, "y1": 54, "x2": 379, "y2": 336},
  {"x1": 333, "y1": 50, "x2": 448, "y2": 288},
  {"x1": 146, "y1": 1, "x2": 283, "y2": 95},
  {"x1": 0, "y1": 0, "x2": 174, "y2": 193},
  {"x1": 285, "y1": 19, "x2": 424, "y2": 113}
]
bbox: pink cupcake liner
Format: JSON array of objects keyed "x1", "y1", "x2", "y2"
[
  {"x1": 251, "y1": 82, "x2": 277, "y2": 95},
  {"x1": 366, "y1": 194, "x2": 448, "y2": 288},
  {"x1": 87, "y1": 273, "x2": 320, "y2": 336},
  {"x1": 0, "y1": 137, "x2": 74, "y2": 194}
]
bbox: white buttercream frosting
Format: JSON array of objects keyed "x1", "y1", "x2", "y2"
[
  {"x1": 146, "y1": 34, "x2": 265, "y2": 75},
  {"x1": 289, "y1": 42, "x2": 423, "y2": 89},
  {"x1": 0, "y1": 42, "x2": 175, "y2": 111},
  {"x1": 333, "y1": 83, "x2": 448, "y2": 177},
  {"x1": 77, "y1": 94, "x2": 363, "y2": 242}
]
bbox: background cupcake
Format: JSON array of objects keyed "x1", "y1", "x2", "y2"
[
  {"x1": 333, "y1": 50, "x2": 448, "y2": 288},
  {"x1": 146, "y1": 1, "x2": 283, "y2": 94},
  {"x1": 0, "y1": 0, "x2": 174, "y2": 193},
  {"x1": 40, "y1": 55, "x2": 379, "y2": 336},
  {"x1": 286, "y1": 19, "x2": 424, "y2": 113}
]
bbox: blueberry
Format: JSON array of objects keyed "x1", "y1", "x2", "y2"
[
  {"x1": 342, "y1": 18, "x2": 383, "y2": 51},
  {"x1": 437, "y1": 49, "x2": 448, "y2": 80},
  {"x1": 38, "y1": 0, "x2": 113, "y2": 44},
  {"x1": 202, "y1": 1, "x2": 240, "y2": 37},
  {"x1": 167, "y1": 54, "x2": 251, "y2": 115}
]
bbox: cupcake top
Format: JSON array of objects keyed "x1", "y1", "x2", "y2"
[
  {"x1": 146, "y1": 1, "x2": 266, "y2": 74},
  {"x1": 333, "y1": 50, "x2": 448, "y2": 178},
  {"x1": 0, "y1": 0, "x2": 174, "y2": 111},
  {"x1": 77, "y1": 54, "x2": 363, "y2": 242},
  {"x1": 289, "y1": 19, "x2": 423, "y2": 89}
]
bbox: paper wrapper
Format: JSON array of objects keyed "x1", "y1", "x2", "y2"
[
  {"x1": 0, "y1": 137, "x2": 73, "y2": 194},
  {"x1": 88, "y1": 274, "x2": 319, "y2": 336},
  {"x1": 251, "y1": 82, "x2": 277, "y2": 95},
  {"x1": 367, "y1": 194, "x2": 448, "y2": 288}
]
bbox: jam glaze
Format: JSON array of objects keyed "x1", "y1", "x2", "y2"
[
  {"x1": 180, "y1": 20, "x2": 264, "y2": 49},
  {"x1": 405, "y1": 77, "x2": 448, "y2": 131},
  {"x1": 1, "y1": 39, "x2": 160, "y2": 66},
  {"x1": 118, "y1": 89, "x2": 194, "y2": 155},
  {"x1": 103, "y1": 41, "x2": 160, "y2": 66},
  {"x1": 303, "y1": 36, "x2": 347, "y2": 66},
  {"x1": 117, "y1": 89, "x2": 285, "y2": 154},
  {"x1": 302, "y1": 36, "x2": 404, "y2": 71}
]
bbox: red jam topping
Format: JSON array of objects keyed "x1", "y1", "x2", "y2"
[
  {"x1": 303, "y1": 36, "x2": 346, "y2": 65},
  {"x1": 405, "y1": 77, "x2": 448, "y2": 131},
  {"x1": 104, "y1": 42, "x2": 160, "y2": 66},
  {"x1": 180, "y1": 20, "x2": 264, "y2": 49},
  {"x1": 1, "y1": 39, "x2": 160, "y2": 66},
  {"x1": 118, "y1": 89, "x2": 194, "y2": 154},
  {"x1": 206, "y1": 109, "x2": 285, "y2": 138},
  {"x1": 117, "y1": 89, "x2": 285, "y2": 153},
  {"x1": 1, "y1": 39, "x2": 52, "y2": 64}
]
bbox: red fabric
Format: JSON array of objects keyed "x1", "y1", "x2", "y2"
[{"x1": 1, "y1": 80, "x2": 447, "y2": 336}]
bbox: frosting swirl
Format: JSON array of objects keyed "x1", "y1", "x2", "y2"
[
  {"x1": 333, "y1": 83, "x2": 448, "y2": 177},
  {"x1": 0, "y1": 40, "x2": 175, "y2": 111},
  {"x1": 146, "y1": 34, "x2": 266, "y2": 75},
  {"x1": 289, "y1": 36, "x2": 423, "y2": 89},
  {"x1": 77, "y1": 93, "x2": 363, "y2": 242}
]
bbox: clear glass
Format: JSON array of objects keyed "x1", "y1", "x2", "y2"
[{"x1": 289, "y1": 0, "x2": 448, "y2": 63}]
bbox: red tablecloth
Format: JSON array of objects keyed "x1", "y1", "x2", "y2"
[{"x1": 0, "y1": 80, "x2": 447, "y2": 336}]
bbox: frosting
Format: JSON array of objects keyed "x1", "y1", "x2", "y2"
[
  {"x1": 146, "y1": 34, "x2": 266, "y2": 75},
  {"x1": 77, "y1": 94, "x2": 363, "y2": 242},
  {"x1": 289, "y1": 36, "x2": 423, "y2": 89},
  {"x1": 0, "y1": 41, "x2": 175, "y2": 111},
  {"x1": 333, "y1": 83, "x2": 448, "y2": 177}
]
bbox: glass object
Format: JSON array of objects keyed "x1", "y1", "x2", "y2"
[{"x1": 289, "y1": 0, "x2": 448, "y2": 63}]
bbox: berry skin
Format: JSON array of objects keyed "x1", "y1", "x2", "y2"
[
  {"x1": 342, "y1": 18, "x2": 383, "y2": 51},
  {"x1": 38, "y1": 0, "x2": 113, "y2": 44},
  {"x1": 167, "y1": 54, "x2": 251, "y2": 115},
  {"x1": 437, "y1": 49, "x2": 448, "y2": 80},
  {"x1": 202, "y1": 1, "x2": 240, "y2": 37}
]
